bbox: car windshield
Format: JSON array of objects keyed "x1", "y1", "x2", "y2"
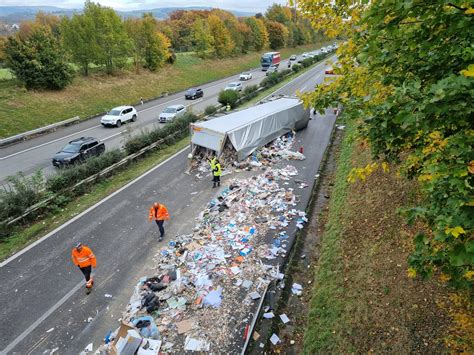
[
  {"x1": 242, "y1": 72, "x2": 249, "y2": 75},
  {"x1": 262, "y1": 55, "x2": 272, "y2": 63},
  {"x1": 186, "y1": 89, "x2": 195, "y2": 94},
  {"x1": 163, "y1": 108, "x2": 177, "y2": 113},
  {"x1": 228, "y1": 83, "x2": 237, "y2": 87},
  {"x1": 62, "y1": 143, "x2": 81, "y2": 153},
  {"x1": 108, "y1": 109, "x2": 121, "y2": 116}
]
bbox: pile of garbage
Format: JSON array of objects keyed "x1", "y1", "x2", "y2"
[
  {"x1": 98, "y1": 165, "x2": 308, "y2": 354},
  {"x1": 189, "y1": 132, "x2": 306, "y2": 179}
]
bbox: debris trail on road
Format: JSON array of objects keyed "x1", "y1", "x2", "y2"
[{"x1": 96, "y1": 134, "x2": 308, "y2": 353}]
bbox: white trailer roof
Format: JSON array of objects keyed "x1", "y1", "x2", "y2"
[
  {"x1": 194, "y1": 98, "x2": 300, "y2": 134},
  {"x1": 191, "y1": 97, "x2": 306, "y2": 160}
]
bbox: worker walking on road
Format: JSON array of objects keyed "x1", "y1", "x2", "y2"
[
  {"x1": 71, "y1": 243, "x2": 96, "y2": 294},
  {"x1": 212, "y1": 159, "x2": 222, "y2": 188},
  {"x1": 149, "y1": 202, "x2": 170, "y2": 241}
]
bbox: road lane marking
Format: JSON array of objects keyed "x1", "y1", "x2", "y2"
[
  {"x1": 1, "y1": 282, "x2": 83, "y2": 354},
  {"x1": 0, "y1": 60, "x2": 295, "y2": 162},
  {"x1": 0, "y1": 145, "x2": 190, "y2": 269},
  {"x1": 0, "y1": 125, "x2": 100, "y2": 161}
]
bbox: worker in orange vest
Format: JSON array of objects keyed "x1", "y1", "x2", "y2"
[
  {"x1": 71, "y1": 242, "x2": 97, "y2": 293},
  {"x1": 149, "y1": 202, "x2": 170, "y2": 241}
]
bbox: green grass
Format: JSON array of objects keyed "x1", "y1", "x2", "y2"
[
  {"x1": 0, "y1": 68, "x2": 14, "y2": 80},
  {"x1": 0, "y1": 43, "x2": 330, "y2": 138},
  {"x1": 302, "y1": 119, "x2": 356, "y2": 354},
  {"x1": 0, "y1": 137, "x2": 190, "y2": 261}
]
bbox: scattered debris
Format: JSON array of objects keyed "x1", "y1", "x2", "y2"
[
  {"x1": 292, "y1": 283, "x2": 303, "y2": 296},
  {"x1": 270, "y1": 333, "x2": 280, "y2": 345},
  {"x1": 280, "y1": 314, "x2": 290, "y2": 324},
  {"x1": 94, "y1": 133, "x2": 311, "y2": 353}
]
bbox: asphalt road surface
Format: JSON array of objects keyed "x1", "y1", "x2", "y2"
[
  {"x1": 0, "y1": 52, "x2": 335, "y2": 185},
  {"x1": 0, "y1": 57, "x2": 337, "y2": 354}
]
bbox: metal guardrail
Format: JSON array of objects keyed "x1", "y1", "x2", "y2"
[
  {"x1": 2, "y1": 133, "x2": 176, "y2": 227},
  {"x1": 0, "y1": 116, "x2": 81, "y2": 147},
  {"x1": 1, "y1": 55, "x2": 331, "y2": 228}
]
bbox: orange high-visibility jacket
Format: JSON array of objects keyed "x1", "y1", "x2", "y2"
[
  {"x1": 71, "y1": 246, "x2": 97, "y2": 268},
  {"x1": 149, "y1": 204, "x2": 170, "y2": 221}
]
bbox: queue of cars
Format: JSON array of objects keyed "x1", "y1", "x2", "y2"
[{"x1": 55, "y1": 44, "x2": 339, "y2": 167}]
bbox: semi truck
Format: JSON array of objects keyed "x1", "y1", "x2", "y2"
[
  {"x1": 190, "y1": 96, "x2": 310, "y2": 161},
  {"x1": 260, "y1": 52, "x2": 281, "y2": 70}
]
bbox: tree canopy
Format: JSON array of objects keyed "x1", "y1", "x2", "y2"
[{"x1": 298, "y1": 0, "x2": 474, "y2": 288}]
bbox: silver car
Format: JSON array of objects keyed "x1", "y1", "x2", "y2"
[
  {"x1": 225, "y1": 82, "x2": 243, "y2": 92},
  {"x1": 159, "y1": 104, "x2": 187, "y2": 123}
]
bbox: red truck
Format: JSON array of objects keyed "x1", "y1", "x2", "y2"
[{"x1": 261, "y1": 52, "x2": 281, "y2": 70}]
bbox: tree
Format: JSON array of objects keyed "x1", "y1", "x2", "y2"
[
  {"x1": 192, "y1": 19, "x2": 214, "y2": 58},
  {"x1": 124, "y1": 17, "x2": 145, "y2": 73},
  {"x1": 5, "y1": 27, "x2": 73, "y2": 89},
  {"x1": 265, "y1": 4, "x2": 292, "y2": 26},
  {"x1": 83, "y1": 1, "x2": 131, "y2": 73},
  {"x1": 141, "y1": 15, "x2": 171, "y2": 71},
  {"x1": 299, "y1": 0, "x2": 474, "y2": 288},
  {"x1": 245, "y1": 17, "x2": 269, "y2": 51},
  {"x1": 208, "y1": 15, "x2": 234, "y2": 57},
  {"x1": 61, "y1": 14, "x2": 97, "y2": 76},
  {"x1": 265, "y1": 20, "x2": 289, "y2": 50}
]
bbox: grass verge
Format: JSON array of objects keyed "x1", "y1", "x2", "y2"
[
  {"x1": 0, "y1": 137, "x2": 190, "y2": 261},
  {"x1": 0, "y1": 43, "x2": 328, "y2": 138},
  {"x1": 302, "y1": 119, "x2": 472, "y2": 353},
  {"x1": 302, "y1": 119, "x2": 355, "y2": 353}
]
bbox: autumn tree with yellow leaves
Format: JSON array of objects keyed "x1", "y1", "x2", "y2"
[{"x1": 297, "y1": 0, "x2": 473, "y2": 288}]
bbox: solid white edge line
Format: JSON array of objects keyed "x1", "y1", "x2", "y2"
[
  {"x1": 1, "y1": 56, "x2": 333, "y2": 266},
  {"x1": 1, "y1": 282, "x2": 84, "y2": 354},
  {"x1": 0, "y1": 145, "x2": 190, "y2": 268}
]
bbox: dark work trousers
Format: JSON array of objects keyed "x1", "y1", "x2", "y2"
[
  {"x1": 79, "y1": 265, "x2": 92, "y2": 282},
  {"x1": 213, "y1": 175, "x2": 220, "y2": 187},
  {"x1": 155, "y1": 220, "x2": 165, "y2": 238}
]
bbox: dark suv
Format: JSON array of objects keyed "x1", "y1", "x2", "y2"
[
  {"x1": 52, "y1": 137, "x2": 105, "y2": 167},
  {"x1": 185, "y1": 88, "x2": 203, "y2": 100}
]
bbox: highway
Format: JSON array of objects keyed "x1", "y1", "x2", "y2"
[
  {"x1": 0, "y1": 53, "x2": 333, "y2": 185},
  {"x1": 0, "y1": 56, "x2": 336, "y2": 354}
]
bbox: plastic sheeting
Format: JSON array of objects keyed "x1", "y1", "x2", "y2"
[{"x1": 191, "y1": 97, "x2": 309, "y2": 161}]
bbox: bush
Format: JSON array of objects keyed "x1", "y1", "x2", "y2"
[
  {"x1": 241, "y1": 85, "x2": 259, "y2": 101},
  {"x1": 46, "y1": 149, "x2": 125, "y2": 193},
  {"x1": 218, "y1": 89, "x2": 240, "y2": 108},
  {"x1": 278, "y1": 69, "x2": 292, "y2": 78},
  {"x1": 0, "y1": 171, "x2": 45, "y2": 222},
  {"x1": 124, "y1": 112, "x2": 198, "y2": 155},
  {"x1": 260, "y1": 73, "x2": 281, "y2": 89},
  {"x1": 204, "y1": 105, "x2": 217, "y2": 116},
  {"x1": 292, "y1": 64, "x2": 303, "y2": 72}
]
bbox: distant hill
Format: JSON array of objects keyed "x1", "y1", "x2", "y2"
[{"x1": 0, "y1": 5, "x2": 255, "y2": 23}]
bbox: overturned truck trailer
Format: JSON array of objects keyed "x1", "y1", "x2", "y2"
[{"x1": 190, "y1": 96, "x2": 310, "y2": 161}]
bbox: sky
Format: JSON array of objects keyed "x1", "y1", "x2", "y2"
[{"x1": 1, "y1": 0, "x2": 289, "y2": 13}]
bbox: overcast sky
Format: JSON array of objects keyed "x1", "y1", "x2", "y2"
[{"x1": 2, "y1": 0, "x2": 289, "y2": 13}]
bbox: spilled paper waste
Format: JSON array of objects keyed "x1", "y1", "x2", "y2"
[{"x1": 96, "y1": 155, "x2": 309, "y2": 353}]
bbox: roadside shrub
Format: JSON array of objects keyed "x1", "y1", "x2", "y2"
[
  {"x1": 301, "y1": 58, "x2": 314, "y2": 68},
  {"x1": 46, "y1": 149, "x2": 125, "y2": 193},
  {"x1": 278, "y1": 69, "x2": 292, "y2": 78},
  {"x1": 242, "y1": 85, "x2": 259, "y2": 101},
  {"x1": 124, "y1": 112, "x2": 198, "y2": 154},
  {"x1": 0, "y1": 171, "x2": 45, "y2": 222},
  {"x1": 261, "y1": 73, "x2": 280, "y2": 89},
  {"x1": 292, "y1": 64, "x2": 303, "y2": 72},
  {"x1": 218, "y1": 89, "x2": 240, "y2": 108},
  {"x1": 204, "y1": 105, "x2": 217, "y2": 116}
]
